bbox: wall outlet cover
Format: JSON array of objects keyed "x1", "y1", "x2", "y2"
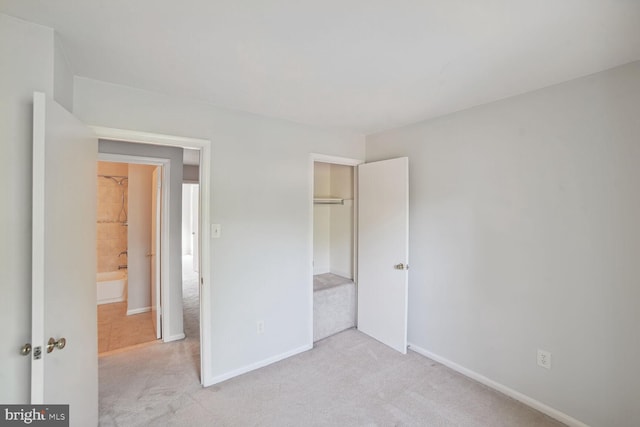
[{"x1": 537, "y1": 349, "x2": 551, "y2": 369}]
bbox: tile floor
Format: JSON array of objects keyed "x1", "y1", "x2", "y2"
[{"x1": 97, "y1": 301, "x2": 157, "y2": 354}]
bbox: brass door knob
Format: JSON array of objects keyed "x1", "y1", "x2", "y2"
[
  {"x1": 47, "y1": 337, "x2": 66, "y2": 353},
  {"x1": 20, "y1": 343, "x2": 32, "y2": 356}
]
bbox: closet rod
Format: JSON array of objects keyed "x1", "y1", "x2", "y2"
[
  {"x1": 314, "y1": 198, "x2": 345, "y2": 205},
  {"x1": 98, "y1": 174, "x2": 128, "y2": 179}
]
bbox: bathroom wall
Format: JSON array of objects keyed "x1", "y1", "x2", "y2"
[
  {"x1": 97, "y1": 161, "x2": 128, "y2": 273},
  {"x1": 127, "y1": 164, "x2": 155, "y2": 313}
]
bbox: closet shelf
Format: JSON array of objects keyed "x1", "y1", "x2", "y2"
[{"x1": 314, "y1": 198, "x2": 348, "y2": 205}]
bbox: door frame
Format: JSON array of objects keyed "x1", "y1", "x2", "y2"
[
  {"x1": 97, "y1": 154, "x2": 170, "y2": 339},
  {"x1": 308, "y1": 154, "x2": 363, "y2": 346},
  {"x1": 92, "y1": 126, "x2": 213, "y2": 386}
]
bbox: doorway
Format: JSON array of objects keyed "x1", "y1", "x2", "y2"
[
  {"x1": 96, "y1": 159, "x2": 165, "y2": 354},
  {"x1": 311, "y1": 155, "x2": 362, "y2": 343},
  {"x1": 182, "y1": 182, "x2": 200, "y2": 370},
  {"x1": 92, "y1": 126, "x2": 213, "y2": 386},
  {"x1": 310, "y1": 154, "x2": 411, "y2": 354}
]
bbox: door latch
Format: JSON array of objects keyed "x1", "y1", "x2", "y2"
[{"x1": 394, "y1": 263, "x2": 409, "y2": 270}]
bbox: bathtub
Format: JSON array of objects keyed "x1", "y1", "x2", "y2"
[{"x1": 97, "y1": 270, "x2": 127, "y2": 305}]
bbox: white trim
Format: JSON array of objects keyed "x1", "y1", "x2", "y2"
[
  {"x1": 407, "y1": 343, "x2": 589, "y2": 427},
  {"x1": 98, "y1": 296, "x2": 125, "y2": 305},
  {"x1": 312, "y1": 153, "x2": 363, "y2": 167},
  {"x1": 309, "y1": 154, "x2": 364, "y2": 347},
  {"x1": 31, "y1": 92, "x2": 46, "y2": 404},
  {"x1": 163, "y1": 333, "x2": 186, "y2": 342},
  {"x1": 92, "y1": 126, "x2": 213, "y2": 387},
  {"x1": 97, "y1": 153, "x2": 171, "y2": 343},
  {"x1": 205, "y1": 344, "x2": 312, "y2": 387},
  {"x1": 126, "y1": 306, "x2": 151, "y2": 316},
  {"x1": 91, "y1": 126, "x2": 208, "y2": 147}
]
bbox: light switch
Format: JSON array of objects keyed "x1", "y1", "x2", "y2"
[{"x1": 211, "y1": 224, "x2": 221, "y2": 238}]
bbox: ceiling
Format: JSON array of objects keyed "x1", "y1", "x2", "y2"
[{"x1": 2, "y1": 1, "x2": 640, "y2": 134}]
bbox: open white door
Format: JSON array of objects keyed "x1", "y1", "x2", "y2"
[
  {"x1": 151, "y1": 167, "x2": 162, "y2": 339},
  {"x1": 357, "y1": 157, "x2": 409, "y2": 354},
  {"x1": 31, "y1": 92, "x2": 98, "y2": 424}
]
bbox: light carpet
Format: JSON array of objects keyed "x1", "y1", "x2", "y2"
[{"x1": 99, "y1": 277, "x2": 564, "y2": 426}]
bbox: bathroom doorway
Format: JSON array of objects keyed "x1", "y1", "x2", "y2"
[{"x1": 96, "y1": 159, "x2": 165, "y2": 354}]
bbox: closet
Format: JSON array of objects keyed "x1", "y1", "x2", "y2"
[{"x1": 313, "y1": 162, "x2": 356, "y2": 341}]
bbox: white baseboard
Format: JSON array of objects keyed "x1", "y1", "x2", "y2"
[
  {"x1": 98, "y1": 296, "x2": 125, "y2": 305},
  {"x1": 204, "y1": 344, "x2": 312, "y2": 387},
  {"x1": 126, "y1": 306, "x2": 151, "y2": 316},
  {"x1": 329, "y1": 269, "x2": 353, "y2": 280},
  {"x1": 408, "y1": 343, "x2": 589, "y2": 427},
  {"x1": 163, "y1": 333, "x2": 186, "y2": 342}
]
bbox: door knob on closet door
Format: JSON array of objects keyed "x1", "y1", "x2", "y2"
[
  {"x1": 47, "y1": 337, "x2": 66, "y2": 353},
  {"x1": 394, "y1": 263, "x2": 409, "y2": 270}
]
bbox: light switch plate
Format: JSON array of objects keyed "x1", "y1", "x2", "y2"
[{"x1": 211, "y1": 224, "x2": 221, "y2": 238}]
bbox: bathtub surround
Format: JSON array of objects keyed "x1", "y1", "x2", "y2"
[
  {"x1": 96, "y1": 161, "x2": 128, "y2": 273},
  {"x1": 96, "y1": 271, "x2": 127, "y2": 305}
]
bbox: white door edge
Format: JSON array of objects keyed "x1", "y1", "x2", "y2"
[{"x1": 31, "y1": 92, "x2": 46, "y2": 403}]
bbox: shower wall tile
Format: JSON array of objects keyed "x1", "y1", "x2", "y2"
[{"x1": 97, "y1": 161, "x2": 128, "y2": 273}]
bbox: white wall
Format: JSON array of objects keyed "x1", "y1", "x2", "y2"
[
  {"x1": 329, "y1": 164, "x2": 353, "y2": 278},
  {"x1": 313, "y1": 163, "x2": 331, "y2": 274},
  {"x1": 366, "y1": 61, "x2": 640, "y2": 427},
  {"x1": 54, "y1": 32, "x2": 74, "y2": 112},
  {"x1": 73, "y1": 77, "x2": 365, "y2": 380},
  {"x1": 0, "y1": 14, "x2": 54, "y2": 403},
  {"x1": 313, "y1": 163, "x2": 354, "y2": 278},
  {"x1": 182, "y1": 184, "x2": 192, "y2": 255},
  {"x1": 128, "y1": 164, "x2": 155, "y2": 313}
]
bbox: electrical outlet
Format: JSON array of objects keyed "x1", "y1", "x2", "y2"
[
  {"x1": 257, "y1": 320, "x2": 265, "y2": 334},
  {"x1": 537, "y1": 349, "x2": 551, "y2": 369}
]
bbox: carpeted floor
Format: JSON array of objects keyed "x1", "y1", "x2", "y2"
[{"x1": 98, "y1": 269, "x2": 564, "y2": 426}]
